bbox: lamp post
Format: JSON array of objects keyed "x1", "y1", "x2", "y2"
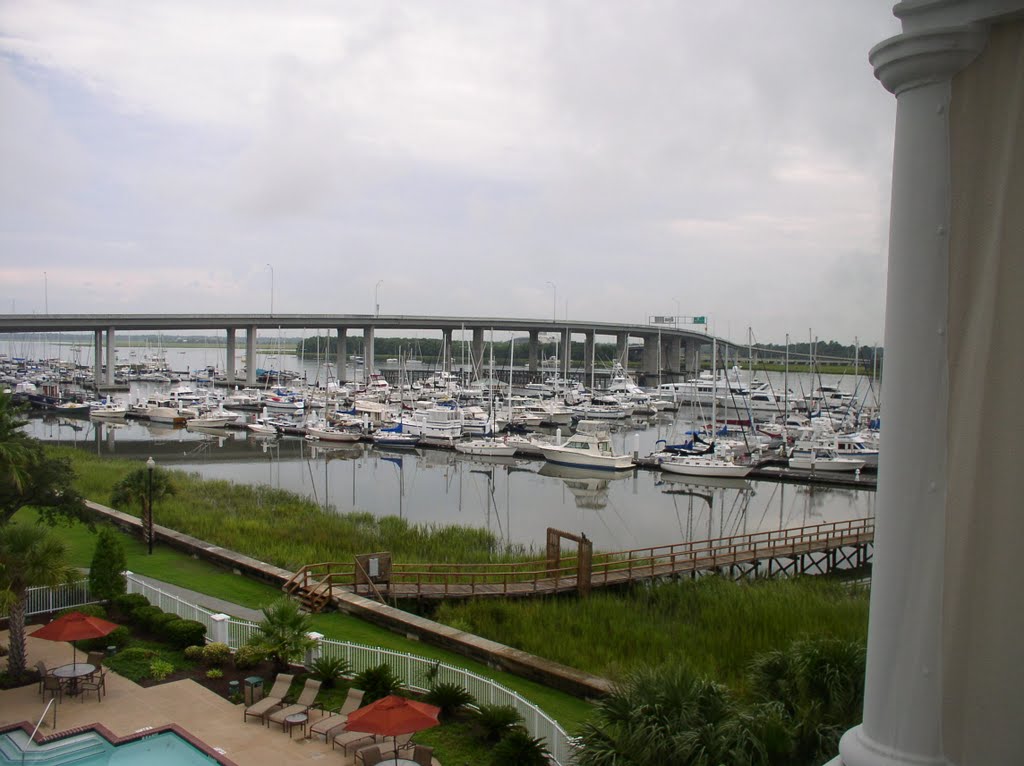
[
  {"x1": 265, "y1": 264, "x2": 274, "y2": 315},
  {"x1": 375, "y1": 280, "x2": 383, "y2": 318},
  {"x1": 146, "y1": 456, "x2": 155, "y2": 554},
  {"x1": 545, "y1": 281, "x2": 556, "y2": 322}
]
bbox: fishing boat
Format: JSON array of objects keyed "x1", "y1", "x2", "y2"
[
  {"x1": 186, "y1": 409, "x2": 239, "y2": 429},
  {"x1": 454, "y1": 437, "x2": 518, "y2": 457},
  {"x1": 538, "y1": 423, "x2": 635, "y2": 471},
  {"x1": 787, "y1": 443, "x2": 866, "y2": 472}
]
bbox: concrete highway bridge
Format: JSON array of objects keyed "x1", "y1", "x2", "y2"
[{"x1": 0, "y1": 313, "x2": 723, "y2": 388}]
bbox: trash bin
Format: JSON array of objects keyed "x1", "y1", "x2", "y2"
[
  {"x1": 228, "y1": 680, "x2": 240, "y2": 700},
  {"x1": 106, "y1": 645, "x2": 117, "y2": 656},
  {"x1": 243, "y1": 676, "x2": 263, "y2": 706}
]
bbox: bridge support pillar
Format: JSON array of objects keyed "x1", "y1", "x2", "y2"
[
  {"x1": 666, "y1": 336, "x2": 682, "y2": 375},
  {"x1": 364, "y1": 326, "x2": 375, "y2": 382},
  {"x1": 528, "y1": 330, "x2": 539, "y2": 374},
  {"x1": 246, "y1": 326, "x2": 256, "y2": 385},
  {"x1": 583, "y1": 331, "x2": 595, "y2": 386},
  {"x1": 834, "y1": 10, "x2": 1023, "y2": 766},
  {"x1": 683, "y1": 339, "x2": 701, "y2": 376},
  {"x1": 105, "y1": 327, "x2": 115, "y2": 386},
  {"x1": 336, "y1": 328, "x2": 347, "y2": 383},
  {"x1": 615, "y1": 333, "x2": 629, "y2": 367},
  {"x1": 225, "y1": 328, "x2": 236, "y2": 384},
  {"x1": 93, "y1": 330, "x2": 102, "y2": 388},
  {"x1": 641, "y1": 335, "x2": 659, "y2": 377},
  {"x1": 471, "y1": 327, "x2": 485, "y2": 377},
  {"x1": 442, "y1": 328, "x2": 454, "y2": 372}
]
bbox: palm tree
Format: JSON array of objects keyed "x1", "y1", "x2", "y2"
[
  {"x1": 110, "y1": 465, "x2": 176, "y2": 548},
  {"x1": 247, "y1": 597, "x2": 316, "y2": 671},
  {"x1": 0, "y1": 523, "x2": 78, "y2": 677}
]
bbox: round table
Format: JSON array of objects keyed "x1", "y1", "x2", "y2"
[
  {"x1": 283, "y1": 712, "x2": 309, "y2": 739},
  {"x1": 51, "y1": 663, "x2": 96, "y2": 696}
]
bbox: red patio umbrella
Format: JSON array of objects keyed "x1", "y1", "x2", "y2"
[
  {"x1": 343, "y1": 695, "x2": 440, "y2": 764},
  {"x1": 30, "y1": 611, "x2": 121, "y2": 670}
]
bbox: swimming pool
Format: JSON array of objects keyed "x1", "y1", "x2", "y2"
[{"x1": 0, "y1": 727, "x2": 232, "y2": 765}]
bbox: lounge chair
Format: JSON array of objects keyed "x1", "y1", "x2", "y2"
[
  {"x1": 267, "y1": 678, "x2": 322, "y2": 729},
  {"x1": 243, "y1": 672, "x2": 294, "y2": 724},
  {"x1": 331, "y1": 730, "x2": 377, "y2": 754},
  {"x1": 309, "y1": 687, "x2": 365, "y2": 741}
]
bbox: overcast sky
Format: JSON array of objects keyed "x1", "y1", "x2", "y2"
[{"x1": 0, "y1": 1, "x2": 900, "y2": 345}]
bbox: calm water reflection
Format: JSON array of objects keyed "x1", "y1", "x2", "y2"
[{"x1": 31, "y1": 411, "x2": 875, "y2": 554}]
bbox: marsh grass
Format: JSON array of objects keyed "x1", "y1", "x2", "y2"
[
  {"x1": 433, "y1": 576, "x2": 868, "y2": 688},
  {"x1": 55, "y1": 447, "x2": 532, "y2": 570}
]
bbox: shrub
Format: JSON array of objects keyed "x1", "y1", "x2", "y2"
[
  {"x1": 164, "y1": 619, "x2": 206, "y2": 649},
  {"x1": 203, "y1": 642, "x2": 232, "y2": 667},
  {"x1": 184, "y1": 645, "x2": 205, "y2": 662},
  {"x1": 88, "y1": 526, "x2": 127, "y2": 602},
  {"x1": 80, "y1": 626, "x2": 130, "y2": 653},
  {"x1": 247, "y1": 597, "x2": 316, "y2": 672},
  {"x1": 206, "y1": 668, "x2": 224, "y2": 679},
  {"x1": 131, "y1": 605, "x2": 162, "y2": 629},
  {"x1": 473, "y1": 704, "x2": 523, "y2": 743},
  {"x1": 111, "y1": 592, "x2": 149, "y2": 619},
  {"x1": 150, "y1": 612, "x2": 180, "y2": 633},
  {"x1": 424, "y1": 681, "x2": 474, "y2": 721},
  {"x1": 308, "y1": 656, "x2": 350, "y2": 689},
  {"x1": 58, "y1": 603, "x2": 107, "y2": 619},
  {"x1": 491, "y1": 728, "x2": 550, "y2": 766},
  {"x1": 233, "y1": 645, "x2": 265, "y2": 670},
  {"x1": 352, "y1": 663, "x2": 402, "y2": 704},
  {"x1": 149, "y1": 659, "x2": 174, "y2": 681}
]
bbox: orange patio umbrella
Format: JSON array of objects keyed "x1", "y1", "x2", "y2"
[
  {"x1": 343, "y1": 694, "x2": 440, "y2": 764},
  {"x1": 30, "y1": 611, "x2": 121, "y2": 670}
]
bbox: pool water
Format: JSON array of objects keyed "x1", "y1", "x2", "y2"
[{"x1": 0, "y1": 730, "x2": 223, "y2": 765}]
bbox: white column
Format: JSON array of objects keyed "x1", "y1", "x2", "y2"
[
  {"x1": 305, "y1": 631, "x2": 324, "y2": 666},
  {"x1": 210, "y1": 613, "x2": 230, "y2": 646},
  {"x1": 837, "y1": 4, "x2": 999, "y2": 766}
]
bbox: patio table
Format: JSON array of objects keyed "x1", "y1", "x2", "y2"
[{"x1": 51, "y1": 663, "x2": 95, "y2": 696}]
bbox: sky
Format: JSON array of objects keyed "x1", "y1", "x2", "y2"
[{"x1": 0, "y1": 1, "x2": 901, "y2": 346}]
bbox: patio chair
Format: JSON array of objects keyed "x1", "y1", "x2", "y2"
[
  {"x1": 79, "y1": 669, "x2": 106, "y2": 702},
  {"x1": 376, "y1": 734, "x2": 414, "y2": 761},
  {"x1": 85, "y1": 651, "x2": 105, "y2": 681},
  {"x1": 309, "y1": 687, "x2": 365, "y2": 741},
  {"x1": 354, "y1": 745, "x2": 383, "y2": 766},
  {"x1": 243, "y1": 672, "x2": 294, "y2": 724},
  {"x1": 267, "y1": 678, "x2": 322, "y2": 730},
  {"x1": 331, "y1": 729, "x2": 376, "y2": 754},
  {"x1": 42, "y1": 675, "x2": 64, "y2": 704},
  {"x1": 411, "y1": 744, "x2": 434, "y2": 766},
  {"x1": 36, "y1": 660, "x2": 52, "y2": 695}
]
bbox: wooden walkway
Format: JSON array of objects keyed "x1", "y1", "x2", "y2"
[{"x1": 284, "y1": 517, "x2": 874, "y2": 607}]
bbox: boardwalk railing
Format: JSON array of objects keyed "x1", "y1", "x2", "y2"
[{"x1": 286, "y1": 517, "x2": 875, "y2": 601}]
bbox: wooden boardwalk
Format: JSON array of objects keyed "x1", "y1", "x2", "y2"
[{"x1": 284, "y1": 517, "x2": 874, "y2": 607}]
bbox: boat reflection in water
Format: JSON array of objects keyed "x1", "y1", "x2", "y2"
[
  {"x1": 539, "y1": 462, "x2": 632, "y2": 510},
  {"x1": 657, "y1": 472, "x2": 757, "y2": 543}
]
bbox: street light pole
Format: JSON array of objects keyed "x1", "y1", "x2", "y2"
[
  {"x1": 545, "y1": 281, "x2": 556, "y2": 322},
  {"x1": 375, "y1": 280, "x2": 383, "y2": 318},
  {"x1": 265, "y1": 264, "x2": 274, "y2": 315},
  {"x1": 146, "y1": 456, "x2": 155, "y2": 554}
]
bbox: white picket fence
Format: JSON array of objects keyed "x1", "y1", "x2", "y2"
[
  {"x1": 122, "y1": 574, "x2": 575, "y2": 764},
  {"x1": 2, "y1": 579, "x2": 99, "y2": 619}
]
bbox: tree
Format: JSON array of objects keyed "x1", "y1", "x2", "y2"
[
  {"x1": 110, "y1": 465, "x2": 176, "y2": 547},
  {"x1": 0, "y1": 523, "x2": 78, "y2": 677},
  {"x1": 0, "y1": 393, "x2": 88, "y2": 527},
  {"x1": 88, "y1": 525, "x2": 127, "y2": 601},
  {"x1": 247, "y1": 597, "x2": 316, "y2": 671}
]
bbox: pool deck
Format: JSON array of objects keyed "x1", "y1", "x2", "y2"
[{"x1": 1, "y1": 631, "x2": 433, "y2": 766}]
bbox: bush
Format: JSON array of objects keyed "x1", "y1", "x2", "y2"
[
  {"x1": 233, "y1": 645, "x2": 265, "y2": 670},
  {"x1": 184, "y1": 645, "x2": 205, "y2": 662},
  {"x1": 164, "y1": 619, "x2": 206, "y2": 649},
  {"x1": 89, "y1": 525, "x2": 127, "y2": 602},
  {"x1": 308, "y1": 656, "x2": 351, "y2": 689},
  {"x1": 206, "y1": 668, "x2": 224, "y2": 679},
  {"x1": 131, "y1": 605, "x2": 162, "y2": 629},
  {"x1": 424, "y1": 681, "x2": 474, "y2": 721},
  {"x1": 149, "y1": 659, "x2": 174, "y2": 681},
  {"x1": 150, "y1": 612, "x2": 180, "y2": 634},
  {"x1": 111, "y1": 592, "x2": 149, "y2": 619},
  {"x1": 473, "y1": 705, "x2": 523, "y2": 743},
  {"x1": 58, "y1": 603, "x2": 107, "y2": 619},
  {"x1": 80, "y1": 626, "x2": 130, "y2": 653},
  {"x1": 491, "y1": 728, "x2": 550, "y2": 766},
  {"x1": 352, "y1": 663, "x2": 402, "y2": 704},
  {"x1": 203, "y1": 642, "x2": 232, "y2": 667}
]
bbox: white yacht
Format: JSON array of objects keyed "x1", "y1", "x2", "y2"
[
  {"x1": 538, "y1": 423, "x2": 635, "y2": 471},
  {"x1": 788, "y1": 443, "x2": 866, "y2": 473}
]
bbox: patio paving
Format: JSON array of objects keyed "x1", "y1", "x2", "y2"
[{"x1": 1, "y1": 630, "x2": 422, "y2": 766}]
